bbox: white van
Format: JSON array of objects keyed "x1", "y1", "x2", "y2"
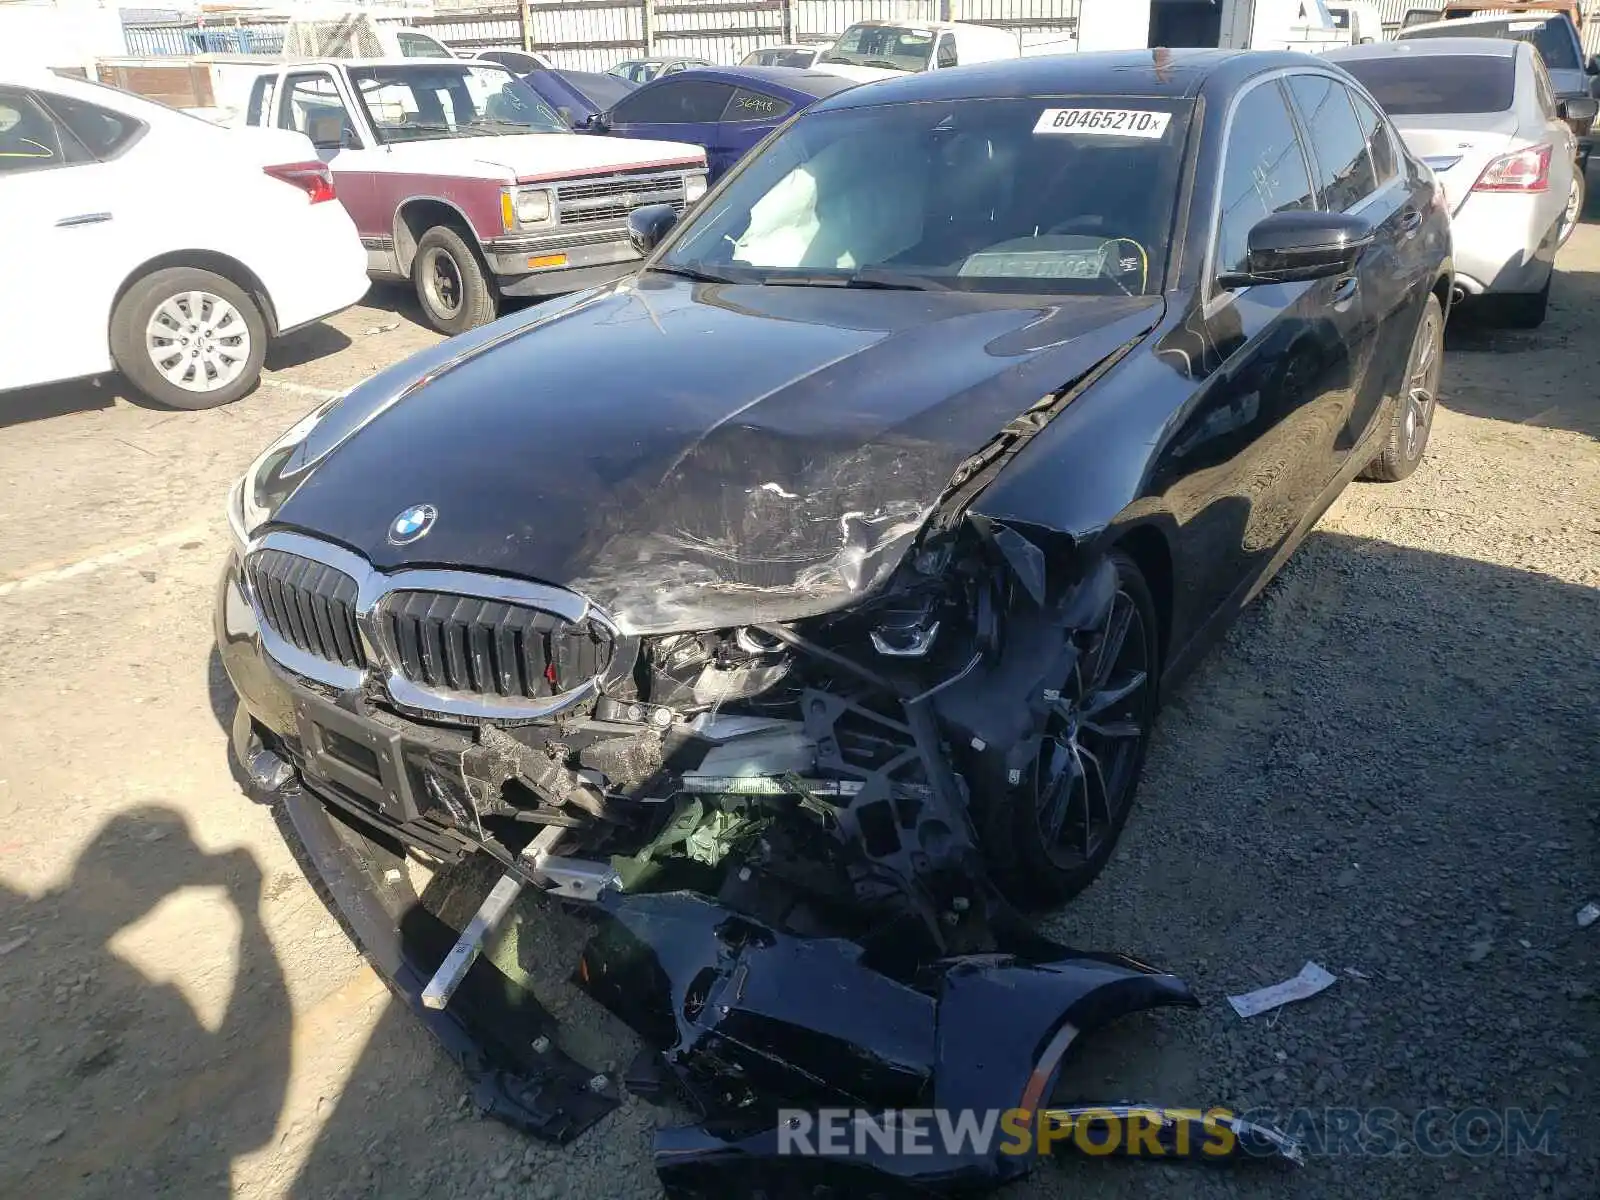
[{"x1": 818, "y1": 20, "x2": 1068, "y2": 73}]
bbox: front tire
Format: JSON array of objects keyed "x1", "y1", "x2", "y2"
[
  {"x1": 413, "y1": 225, "x2": 498, "y2": 335},
  {"x1": 1363, "y1": 292, "x2": 1443, "y2": 483},
  {"x1": 110, "y1": 267, "x2": 267, "y2": 410},
  {"x1": 981, "y1": 550, "x2": 1160, "y2": 909}
]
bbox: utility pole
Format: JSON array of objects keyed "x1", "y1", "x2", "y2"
[{"x1": 522, "y1": 0, "x2": 533, "y2": 53}]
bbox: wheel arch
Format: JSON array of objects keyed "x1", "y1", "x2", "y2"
[
  {"x1": 1431, "y1": 260, "x2": 1455, "y2": 321},
  {"x1": 112, "y1": 251, "x2": 279, "y2": 339},
  {"x1": 393, "y1": 197, "x2": 482, "y2": 277},
  {"x1": 1108, "y1": 521, "x2": 1175, "y2": 675}
]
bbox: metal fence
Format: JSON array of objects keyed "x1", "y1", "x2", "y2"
[
  {"x1": 120, "y1": 0, "x2": 1078, "y2": 68},
  {"x1": 115, "y1": 0, "x2": 1600, "y2": 66}
]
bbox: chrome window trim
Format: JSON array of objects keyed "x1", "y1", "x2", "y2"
[{"x1": 242, "y1": 529, "x2": 615, "y2": 720}]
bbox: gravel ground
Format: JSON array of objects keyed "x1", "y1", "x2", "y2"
[{"x1": 1, "y1": 216, "x2": 1597, "y2": 1200}]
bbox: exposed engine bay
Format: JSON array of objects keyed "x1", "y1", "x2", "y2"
[{"x1": 262, "y1": 512, "x2": 1129, "y2": 958}]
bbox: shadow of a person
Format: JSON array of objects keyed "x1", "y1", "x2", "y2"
[{"x1": 0, "y1": 805, "x2": 292, "y2": 1198}]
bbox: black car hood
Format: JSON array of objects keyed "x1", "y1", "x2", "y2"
[{"x1": 268, "y1": 276, "x2": 1163, "y2": 635}]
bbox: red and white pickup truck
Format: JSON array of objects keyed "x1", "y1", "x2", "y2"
[{"x1": 242, "y1": 57, "x2": 708, "y2": 332}]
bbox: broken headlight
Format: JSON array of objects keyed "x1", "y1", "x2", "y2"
[{"x1": 227, "y1": 396, "x2": 342, "y2": 551}]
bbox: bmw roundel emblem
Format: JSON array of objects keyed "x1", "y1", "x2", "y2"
[{"x1": 388, "y1": 504, "x2": 437, "y2": 546}]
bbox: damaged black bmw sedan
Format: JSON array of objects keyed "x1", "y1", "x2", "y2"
[{"x1": 217, "y1": 49, "x2": 1450, "y2": 1180}]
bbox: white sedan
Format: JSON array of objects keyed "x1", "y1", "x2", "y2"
[
  {"x1": 1329, "y1": 37, "x2": 1581, "y2": 328},
  {"x1": 0, "y1": 69, "x2": 369, "y2": 409}
]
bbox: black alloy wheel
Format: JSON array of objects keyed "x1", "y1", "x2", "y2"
[{"x1": 984, "y1": 550, "x2": 1159, "y2": 908}]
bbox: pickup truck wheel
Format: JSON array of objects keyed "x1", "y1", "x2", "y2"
[
  {"x1": 110, "y1": 267, "x2": 266, "y2": 410},
  {"x1": 414, "y1": 226, "x2": 498, "y2": 335}
]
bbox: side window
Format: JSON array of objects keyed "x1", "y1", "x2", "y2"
[
  {"x1": 1287, "y1": 74, "x2": 1377, "y2": 213},
  {"x1": 722, "y1": 87, "x2": 793, "y2": 124},
  {"x1": 1214, "y1": 80, "x2": 1317, "y2": 278},
  {"x1": 937, "y1": 35, "x2": 958, "y2": 68},
  {"x1": 396, "y1": 32, "x2": 450, "y2": 59},
  {"x1": 247, "y1": 74, "x2": 278, "y2": 126},
  {"x1": 37, "y1": 92, "x2": 142, "y2": 159},
  {"x1": 1349, "y1": 91, "x2": 1397, "y2": 186},
  {"x1": 282, "y1": 72, "x2": 361, "y2": 150},
  {"x1": 611, "y1": 80, "x2": 735, "y2": 124},
  {"x1": 0, "y1": 87, "x2": 84, "y2": 175}
]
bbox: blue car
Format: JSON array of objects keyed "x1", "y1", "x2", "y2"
[
  {"x1": 520, "y1": 67, "x2": 639, "y2": 129},
  {"x1": 585, "y1": 66, "x2": 860, "y2": 179}
]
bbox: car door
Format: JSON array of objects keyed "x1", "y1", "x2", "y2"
[
  {"x1": 604, "y1": 77, "x2": 738, "y2": 167},
  {"x1": 277, "y1": 69, "x2": 367, "y2": 166},
  {"x1": 1325, "y1": 78, "x2": 1424, "y2": 460},
  {"x1": 0, "y1": 87, "x2": 145, "y2": 391},
  {"x1": 711, "y1": 86, "x2": 797, "y2": 177},
  {"x1": 1282, "y1": 71, "x2": 1395, "y2": 482},
  {"x1": 273, "y1": 69, "x2": 384, "y2": 248},
  {"x1": 1161, "y1": 75, "x2": 1354, "y2": 622}
]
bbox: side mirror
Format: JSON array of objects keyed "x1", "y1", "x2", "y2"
[
  {"x1": 627, "y1": 203, "x2": 679, "y2": 254},
  {"x1": 1587, "y1": 54, "x2": 1600, "y2": 75},
  {"x1": 1558, "y1": 96, "x2": 1599, "y2": 125},
  {"x1": 584, "y1": 111, "x2": 608, "y2": 132},
  {"x1": 1217, "y1": 210, "x2": 1374, "y2": 290}
]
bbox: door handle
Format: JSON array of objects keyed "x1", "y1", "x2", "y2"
[
  {"x1": 1332, "y1": 275, "x2": 1360, "y2": 306},
  {"x1": 1399, "y1": 208, "x2": 1423, "y2": 237},
  {"x1": 56, "y1": 212, "x2": 112, "y2": 228}
]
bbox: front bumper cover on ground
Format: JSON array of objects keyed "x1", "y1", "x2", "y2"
[
  {"x1": 262, "y1": 740, "x2": 1302, "y2": 1193},
  {"x1": 274, "y1": 776, "x2": 619, "y2": 1142}
]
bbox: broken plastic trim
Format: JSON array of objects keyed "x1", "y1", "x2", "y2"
[
  {"x1": 573, "y1": 891, "x2": 1280, "y2": 1196},
  {"x1": 278, "y1": 784, "x2": 619, "y2": 1142}
]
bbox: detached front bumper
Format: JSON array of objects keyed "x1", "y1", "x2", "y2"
[{"x1": 481, "y1": 227, "x2": 643, "y2": 298}]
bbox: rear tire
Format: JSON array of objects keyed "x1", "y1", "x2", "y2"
[
  {"x1": 980, "y1": 551, "x2": 1160, "y2": 909},
  {"x1": 1558, "y1": 169, "x2": 1585, "y2": 248},
  {"x1": 110, "y1": 267, "x2": 266, "y2": 410},
  {"x1": 1491, "y1": 273, "x2": 1551, "y2": 329},
  {"x1": 1363, "y1": 293, "x2": 1443, "y2": 483},
  {"x1": 413, "y1": 225, "x2": 498, "y2": 335}
]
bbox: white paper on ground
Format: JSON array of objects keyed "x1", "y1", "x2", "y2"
[{"x1": 1228, "y1": 961, "x2": 1338, "y2": 1019}]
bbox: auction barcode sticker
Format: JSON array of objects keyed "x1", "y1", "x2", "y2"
[{"x1": 1034, "y1": 108, "x2": 1172, "y2": 139}]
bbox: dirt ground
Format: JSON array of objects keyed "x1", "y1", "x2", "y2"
[{"x1": 2, "y1": 217, "x2": 1597, "y2": 1200}]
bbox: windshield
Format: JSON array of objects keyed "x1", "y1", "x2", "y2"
[
  {"x1": 1401, "y1": 17, "x2": 1581, "y2": 70},
  {"x1": 1340, "y1": 54, "x2": 1515, "y2": 114},
  {"x1": 743, "y1": 48, "x2": 819, "y2": 68},
  {"x1": 348, "y1": 64, "x2": 566, "y2": 142},
  {"x1": 659, "y1": 96, "x2": 1191, "y2": 296},
  {"x1": 821, "y1": 24, "x2": 935, "y2": 72}
]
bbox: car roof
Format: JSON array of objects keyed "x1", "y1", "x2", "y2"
[
  {"x1": 1327, "y1": 35, "x2": 1522, "y2": 60},
  {"x1": 294, "y1": 56, "x2": 491, "y2": 69},
  {"x1": 1403, "y1": 11, "x2": 1568, "y2": 32},
  {"x1": 656, "y1": 64, "x2": 861, "y2": 100},
  {"x1": 816, "y1": 48, "x2": 1316, "y2": 111}
]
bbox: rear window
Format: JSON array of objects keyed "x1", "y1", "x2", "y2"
[
  {"x1": 1400, "y1": 17, "x2": 1581, "y2": 71},
  {"x1": 1340, "y1": 54, "x2": 1515, "y2": 114}
]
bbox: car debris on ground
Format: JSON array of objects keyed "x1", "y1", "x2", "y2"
[{"x1": 1226, "y1": 962, "x2": 1339, "y2": 1019}]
